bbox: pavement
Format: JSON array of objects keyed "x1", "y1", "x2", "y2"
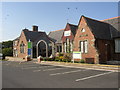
[
  {"x1": 2, "y1": 60, "x2": 119, "y2": 88},
  {"x1": 6, "y1": 57, "x2": 120, "y2": 72},
  {"x1": 36, "y1": 61, "x2": 119, "y2": 72}
]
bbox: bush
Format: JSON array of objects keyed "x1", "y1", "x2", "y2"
[
  {"x1": 74, "y1": 61, "x2": 80, "y2": 63},
  {"x1": 43, "y1": 57, "x2": 54, "y2": 61},
  {"x1": 62, "y1": 59, "x2": 71, "y2": 62},
  {"x1": 2, "y1": 47, "x2": 13, "y2": 56},
  {"x1": 63, "y1": 53, "x2": 71, "y2": 61},
  {"x1": 80, "y1": 59, "x2": 85, "y2": 63}
]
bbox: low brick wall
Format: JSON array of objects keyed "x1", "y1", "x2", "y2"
[{"x1": 6, "y1": 57, "x2": 25, "y2": 61}]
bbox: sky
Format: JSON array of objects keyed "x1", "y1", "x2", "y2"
[{"x1": 1, "y1": 2, "x2": 119, "y2": 42}]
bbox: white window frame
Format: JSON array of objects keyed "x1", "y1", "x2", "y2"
[
  {"x1": 64, "y1": 30, "x2": 71, "y2": 36},
  {"x1": 81, "y1": 41, "x2": 84, "y2": 53},
  {"x1": 115, "y1": 38, "x2": 120, "y2": 53},
  {"x1": 81, "y1": 28, "x2": 85, "y2": 32},
  {"x1": 79, "y1": 40, "x2": 88, "y2": 53}
]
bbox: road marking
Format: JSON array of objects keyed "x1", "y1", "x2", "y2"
[
  {"x1": 50, "y1": 69, "x2": 88, "y2": 76},
  {"x1": 33, "y1": 70, "x2": 41, "y2": 72},
  {"x1": 22, "y1": 66, "x2": 55, "y2": 69},
  {"x1": 43, "y1": 68, "x2": 66, "y2": 71},
  {"x1": 33, "y1": 68, "x2": 67, "y2": 72},
  {"x1": 75, "y1": 71, "x2": 113, "y2": 82}
]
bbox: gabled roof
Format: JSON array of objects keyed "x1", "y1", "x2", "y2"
[
  {"x1": 67, "y1": 23, "x2": 78, "y2": 36},
  {"x1": 22, "y1": 29, "x2": 47, "y2": 42},
  {"x1": 83, "y1": 16, "x2": 112, "y2": 40},
  {"x1": 101, "y1": 16, "x2": 120, "y2": 38},
  {"x1": 48, "y1": 29, "x2": 64, "y2": 43}
]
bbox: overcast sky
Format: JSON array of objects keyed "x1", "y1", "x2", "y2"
[{"x1": 1, "y1": 2, "x2": 118, "y2": 41}]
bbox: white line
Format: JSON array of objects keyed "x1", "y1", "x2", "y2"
[
  {"x1": 44, "y1": 64, "x2": 119, "y2": 72},
  {"x1": 75, "y1": 71, "x2": 113, "y2": 82},
  {"x1": 50, "y1": 69, "x2": 87, "y2": 76},
  {"x1": 33, "y1": 70, "x2": 41, "y2": 72},
  {"x1": 43, "y1": 68, "x2": 66, "y2": 71},
  {"x1": 22, "y1": 66, "x2": 55, "y2": 69},
  {"x1": 22, "y1": 67, "x2": 38, "y2": 69},
  {"x1": 33, "y1": 68, "x2": 67, "y2": 72}
]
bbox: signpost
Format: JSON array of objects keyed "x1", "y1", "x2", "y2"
[{"x1": 72, "y1": 51, "x2": 82, "y2": 63}]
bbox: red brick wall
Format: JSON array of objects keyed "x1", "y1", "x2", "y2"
[
  {"x1": 74, "y1": 16, "x2": 99, "y2": 64},
  {"x1": 17, "y1": 31, "x2": 28, "y2": 59},
  {"x1": 62, "y1": 24, "x2": 74, "y2": 43}
]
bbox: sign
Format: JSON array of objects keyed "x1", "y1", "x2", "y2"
[
  {"x1": 73, "y1": 51, "x2": 82, "y2": 59},
  {"x1": 27, "y1": 40, "x2": 32, "y2": 57},
  {"x1": 28, "y1": 42, "x2": 32, "y2": 49},
  {"x1": 64, "y1": 30, "x2": 71, "y2": 36},
  {"x1": 28, "y1": 49, "x2": 31, "y2": 55}
]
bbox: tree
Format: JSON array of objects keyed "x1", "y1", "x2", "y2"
[
  {"x1": 2, "y1": 41, "x2": 13, "y2": 48},
  {"x1": 2, "y1": 47, "x2": 13, "y2": 56},
  {"x1": 2, "y1": 40, "x2": 13, "y2": 56}
]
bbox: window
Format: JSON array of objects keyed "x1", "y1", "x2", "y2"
[
  {"x1": 79, "y1": 40, "x2": 88, "y2": 53},
  {"x1": 57, "y1": 46, "x2": 59, "y2": 52},
  {"x1": 64, "y1": 31, "x2": 71, "y2": 36},
  {"x1": 70, "y1": 42, "x2": 73, "y2": 52},
  {"x1": 59, "y1": 46, "x2": 62, "y2": 52},
  {"x1": 115, "y1": 38, "x2": 120, "y2": 53},
  {"x1": 64, "y1": 43, "x2": 66, "y2": 53},
  {"x1": 85, "y1": 41, "x2": 88, "y2": 53},
  {"x1": 81, "y1": 28, "x2": 85, "y2": 32},
  {"x1": 20, "y1": 42, "x2": 25, "y2": 53}
]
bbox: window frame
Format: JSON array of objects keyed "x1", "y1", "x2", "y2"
[
  {"x1": 79, "y1": 40, "x2": 88, "y2": 54},
  {"x1": 81, "y1": 28, "x2": 85, "y2": 33},
  {"x1": 20, "y1": 42, "x2": 25, "y2": 53},
  {"x1": 115, "y1": 38, "x2": 120, "y2": 53}
]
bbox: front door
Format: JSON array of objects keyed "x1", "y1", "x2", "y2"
[{"x1": 106, "y1": 44, "x2": 111, "y2": 61}]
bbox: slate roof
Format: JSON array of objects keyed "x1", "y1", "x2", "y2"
[
  {"x1": 48, "y1": 29, "x2": 64, "y2": 43},
  {"x1": 22, "y1": 29, "x2": 48, "y2": 42},
  {"x1": 83, "y1": 16, "x2": 112, "y2": 40},
  {"x1": 67, "y1": 23, "x2": 78, "y2": 36},
  {"x1": 102, "y1": 17, "x2": 120, "y2": 38}
]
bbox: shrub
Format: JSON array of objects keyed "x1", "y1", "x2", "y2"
[
  {"x1": 2, "y1": 47, "x2": 13, "y2": 56},
  {"x1": 43, "y1": 57, "x2": 54, "y2": 61},
  {"x1": 80, "y1": 59, "x2": 85, "y2": 63},
  {"x1": 74, "y1": 61, "x2": 80, "y2": 63},
  {"x1": 63, "y1": 53, "x2": 71, "y2": 60}
]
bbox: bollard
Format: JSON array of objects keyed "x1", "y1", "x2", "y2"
[
  {"x1": 37, "y1": 56, "x2": 41, "y2": 63},
  {"x1": 25, "y1": 56, "x2": 31, "y2": 61}
]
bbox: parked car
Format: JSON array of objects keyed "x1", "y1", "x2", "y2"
[{"x1": 0, "y1": 53, "x2": 5, "y2": 60}]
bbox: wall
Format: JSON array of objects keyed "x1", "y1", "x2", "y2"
[
  {"x1": 62, "y1": 24, "x2": 74, "y2": 53},
  {"x1": 73, "y1": 16, "x2": 99, "y2": 64},
  {"x1": 17, "y1": 31, "x2": 28, "y2": 59}
]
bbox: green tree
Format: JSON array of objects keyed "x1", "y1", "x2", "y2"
[
  {"x1": 2, "y1": 40, "x2": 13, "y2": 56},
  {"x1": 2, "y1": 47, "x2": 13, "y2": 56},
  {"x1": 2, "y1": 41, "x2": 13, "y2": 48}
]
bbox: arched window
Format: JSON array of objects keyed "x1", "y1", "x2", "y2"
[{"x1": 20, "y1": 42, "x2": 25, "y2": 53}]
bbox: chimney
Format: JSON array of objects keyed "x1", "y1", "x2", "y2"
[{"x1": 32, "y1": 25, "x2": 38, "y2": 32}]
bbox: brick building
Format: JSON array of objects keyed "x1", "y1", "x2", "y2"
[
  {"x1": 13, "y1": 15, "x2": 120, "y2": 64},
  {"x1": 73, "y1": 15, "x2": 120, "y2": 64},
  {"x1": 13, "y1": 26, "x2": 54, "y2": 59},
  {"x1": 62, "y1": 23, "x2": 78, "y2": 53}
]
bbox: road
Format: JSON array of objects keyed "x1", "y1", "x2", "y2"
[{"x1": 2, "y1": 60, "x2": 119, "y2": 89}]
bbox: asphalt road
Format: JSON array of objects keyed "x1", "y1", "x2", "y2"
[{"x1": 2, "y1": 61, "x2": 119, "y2": 88}]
